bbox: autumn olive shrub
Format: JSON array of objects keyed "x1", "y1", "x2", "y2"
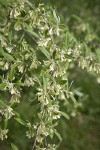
[{"x1": 0, "y1": 0, "x2": 100, "y2": 149}]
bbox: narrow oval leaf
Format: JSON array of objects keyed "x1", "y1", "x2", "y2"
[
  {"x1": 54, "y1": 131, "x2": 62, "y2": 142},
  {"x1": 30, "y1": 99, "x2": 40, "y2": 106},
  {"x1": 0, "y1": 83, "x2": 7, "y2": 90},
  {"x1": 40, "y1": 47, "x2": 51, "y2": 59},
  {"x1": 15, "y1": 118, "x2": 26, "y2": 126},
  {"x1": 11, "y1": 143, "x2": 19, "y2": 150},
  {"x1": 8, "y1": 63, "x2": 19, "y2": 80},
  {"x1": 53, "y1": 10, "x2": 60, "y2": 23},
  {"x1": 59, "y1": 111, "x2": 70, "y2": 120},
  {"x1": 0, "y1": 46, "x2": 15, "y2": 61},
  {"x1": 24, "y1": 23, "x2": 39, "y2": 38},
  {"x1": 0, "y1": 99, "x2": 6, "y2": 107},
  {"x1": 43, "y1": 74, "x2": 47, "y2": 94}
]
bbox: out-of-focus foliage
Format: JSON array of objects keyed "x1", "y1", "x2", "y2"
[{"x1": 0, "y1": 0, "x2": 100, "y2": 150}]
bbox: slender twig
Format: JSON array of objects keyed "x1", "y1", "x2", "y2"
[
  {"x1": 20, "y1": 67, "x2": 27, "y2": 81},
  {"x1": 44, "y1": 137, "x2": 47, "y2": 148},
  {"x1": 19, "y1": 31, "x2": 25, "y2": 42}
]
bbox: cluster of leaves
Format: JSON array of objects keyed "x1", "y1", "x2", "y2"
[{"x1": 0, "y1": 0, "x2": 100, "y2": 149}]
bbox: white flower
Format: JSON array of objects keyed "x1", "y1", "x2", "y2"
[
  {"x1": 38, "y1": 122, "x2": 48, "y2": 136},
  {"x1": 36, "y1": 136, "x2": 43, "y2": 143},
  {"x1": 0, "y1": 129, "x2": 8, "y2": 140},
  {"x1": 14, "y1": 24, "x2": 22, "y2": 31},
  {"x1": 6, "y1": 47, "x2": 13, "y2": 53},
  {"x1": 10, "y1": 94, "x2": 20, "y2": 103},
  {"x1": 30, "y1": 61, "x2": 38, "y2": 69},
  {"x1": 49, "y1": 28, "x2": 53, "y2": 35},
  {"x1": 4, "y1": 62, "x2": 9, "y2": 70},
  {"x1": 26, "y1": 132, "x2": 30, "y2": 138},
  {"x1": 67, "y1": 48, "x2": 73, "y2": 55},
  {"x1": 10, "y1": 87, "x2": 16, "y2": 94},
  {"x1": 20, "y1": 2, "x2": 25, "y2": 9},
  {"x1": 10, "y1": 9, "x2": 21, "y2": 18},
  {"x1": 29, "y1": 10, "x2": 34, "y2": 18},
  {"x1": 24, "y1": 77, "x2": 34, "y2": 87},
  {"x1": 10, "y1": 87, "x2": 18, "y2": 95},
  {"x1": 25, "y1": 53, "x2": 31, "y2": 60},
  {"x1": 18, "y1": 64, "x2": 24, "y2": 73},
  {"x1": 26, "y1": 130, "x2": 34, "y2": 139},
  {"x1": 14, "y1": 9, "x2": 21, "y2": 18},
  {"x1": 1, "y1": 106, "x2": 15, "y2": 119},
  {"x1": 8, "y1": 83, "x2": 19, "y2": 95},
  {"x1": 50, "y1": 63, "x2": 55, "y2": 71},
  {"x1": 47, "y1": 105, "x2": 60, "y2": 120},
  {"x1": 55, "y1": 85, "x2": 61, "y2": 95},
  {"x1": 38, "y1": 38, "x2": 51, "y2": 47},
  {"x1": 53, "y1": 115, "x2": 60, "y2": 120}
]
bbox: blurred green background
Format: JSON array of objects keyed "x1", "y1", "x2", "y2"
[{"x1": 0, "y1": 0, "x2": 100, "y2": 150}]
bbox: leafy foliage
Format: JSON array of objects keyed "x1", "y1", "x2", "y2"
[{"x1": 0, "y1": 0, "x2": 100, "y2": 150}]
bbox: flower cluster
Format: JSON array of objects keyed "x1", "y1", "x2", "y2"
[{"x1": 0, "y1": 129, "x2": 8, "y2": 140}]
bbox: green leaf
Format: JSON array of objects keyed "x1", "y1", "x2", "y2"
[
  {"x1": 0, "y1": 46, "x2": 15, "y2": 61},
  {"x1": 40, "y1": 47, "x2": 51, "y2": 59},
  {"x1": 15, "y1": 118, "x2": 26, "y2": 126},
  {"x1": 30, "y1": 99, "x2": 40, "y2": 106},
  {"x1": 14, "y1": 111, "x2": 20, "y2": 118},
  {"x1": 43, "y1": 74, "x2": 47, "y2": 94},
  {"x1": 14, "y1": 20, "x2": 21, "y2": 31},
  {"x1": 0, "y1": 99, "x2": 6, "y2": 107},
  {"x1": 54, "y1": 130, "x2": 62, "y2": 142},
  {"x1": 15, "y1": 80, "x2": 24, "y2": 86},
  {"x1": 49, "y1": 133, "x2": 53, "y2": 139},
  {"x1": 53, "y1": 10, "x2": 60, "y2": 23},
  {"x1": 70, "y1": 95, "x2": 77, "y2": 105},
  {"x1": 11, "y1": 143, "x2": 19, "y2": 150},
  {"x1": 58, "y1": 79, "x2": 67, "y2": 85},
  {"x1": 71, "y1": 15, "x2": 82, "y2": 22},
  {"x1": 0, "y1": 34, "x2": 7, "y2": 42},
  {"x1": 59, "y1": 111, "x2": 70, "y2": 120},
  {"x1": 8, "y1": 63, "x2": 19, "y2": 81},
  {"x1": 24, "y1": 24, "x2": 39, "y2": 38},
  {"x1": 0, "y1": 83, "x2": 7, "y2": 90}
]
